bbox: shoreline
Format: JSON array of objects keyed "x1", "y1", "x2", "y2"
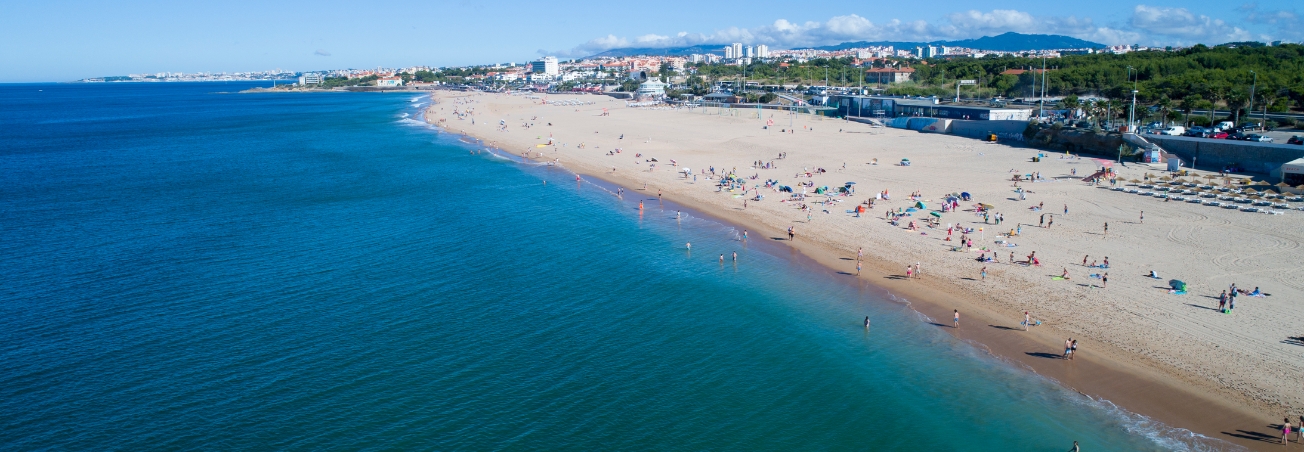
[{"x1": 424, "y1": 92, "x2": 1289, "y2": 450}]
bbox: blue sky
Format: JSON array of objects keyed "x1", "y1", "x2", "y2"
[{"x1": 1, "y1": 0, "x2": 1300, "y2": 82}]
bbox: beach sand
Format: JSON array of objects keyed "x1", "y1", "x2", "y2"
[{"x1": 428, "y1": 91, "x2": 1302, "y2": 449}]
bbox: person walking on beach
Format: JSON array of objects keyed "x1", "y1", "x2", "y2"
[
  {"x1": 788, "y1": 226, "x2": 795, "y2": 241},
  {"x1": 856, "y1": 260, "x2": 862, "y2": 276},
  {"x1": 1070, "y1": 340, "x2": 1078, "y2": 360},
  {"x1": 1083, "y1": 255, "x2": 1089, "y2": 266},
  {"x1": 981, "y1": 266, "x2": 987, "y2": 281},
  {"x1": 1064, "y1": 338, "x2": 1073, "y2": 359},
  {"x1": 1139, "y1": 210, "x2": 1144, "y2": 224},
  {"x1": 1218, "y1": 290, "x2": 1227, "y2": 312},
  {"x1": 953, "y1": 310, "x2": 960, "y2": 328},
  {"x1": 1103, "y1": 222, "x2": 1108, "y2": 238},
  {"x1": 905, "y1": 265, "x2": 913, "y2": 279},
  {"x1": 1063, "y1": 204, "x2": 1068, "y2": 216},
  {"x1": 914, "y1": 263, "x2": 921, "y2": 279},
  {"x1": 1101, "y1": 273, "x2": 1108, "y2": 288},
  {"x1": 1040, "y1": 214, "x2": 1045, "y2": 228},
  {"x1": 1283, "y1": 418, "x2": 1292, "y2": 444},
  {"x1": 1047, "y1": 216, "x2": 1054, "y2": 229},
  {"x1": 1024, "y1": 311, "x2": 1031, "y2": 331}
]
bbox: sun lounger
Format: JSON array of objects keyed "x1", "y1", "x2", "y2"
[
  {"x1": 1240, "y1": 207, "x2": 1260, "y2": 212},
  {"x1": 1269, "y1": 210, "x2": 1285, "y2": 215},
  {"x1": 1186, "y1": 198, "x2": 1202, "y2": 203}
]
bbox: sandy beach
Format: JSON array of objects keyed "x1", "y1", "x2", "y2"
[{"x1": 427, "y1": 91, "x2": 1302, "y2": 449}]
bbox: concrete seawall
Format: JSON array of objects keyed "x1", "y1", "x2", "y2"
[{"x1": 1145, "y1": 134, "x2": 1304, "y2": 174}]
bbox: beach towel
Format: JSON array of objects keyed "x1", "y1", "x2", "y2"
[{"x1": 1052, "y1": 276, "x2": 1066, "y2": 280}]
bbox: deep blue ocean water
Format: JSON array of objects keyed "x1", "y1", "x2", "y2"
[{"x1": 0, "y1": 83, "x2": 1232, "y2": 450}]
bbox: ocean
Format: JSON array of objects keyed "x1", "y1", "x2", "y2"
[{"x1": 0, "y1": 82, "x2": 1232, "y2": 450}]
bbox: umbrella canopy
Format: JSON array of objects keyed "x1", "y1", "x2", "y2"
[
  {"x1": 961, "y1": 191, "x2": 971, "y2": 198},
  {"x1": 930, "y1": 211, "x2": 942, "y2": 218},
  {"x1": 1277, "y1": 182, "x2": 1293, "y2": 188},
  {"x1": 915, "y1": 201, "x2": 927, "y2": 209},
  {"x1": 1245, "y1": 188, "x2": 1259, "y2": 194},
  {"x1": 1169, "y1": 279, "x2": 1187, "y2": 290},
  {"x1": 1160, "y1": 175, "x2": 1173, "y2": 181},
  {"x1": 845, "y1": 181, "x2": 856, "y2": 185},
  {"x1": 1129, "y1": 179, "x2": 1141, "y2": 183}
]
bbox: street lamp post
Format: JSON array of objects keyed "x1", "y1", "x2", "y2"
[
  {"x1": 1248, "y1": 70, "x2": 1257, "y2": 128},
  {"x1": 1038, "y1": 56, "x2": 1047, "y2": 120},
  {"x1": 1126, "y1": 66, "x2": 1137, "y2": 132}
]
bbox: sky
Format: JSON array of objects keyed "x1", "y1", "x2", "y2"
[{"x1": 1, "y1": 0, "x2": 1301, "y2": 82}]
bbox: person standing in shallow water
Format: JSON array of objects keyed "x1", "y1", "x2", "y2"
[
  {"x1": 953, "y1": 310, "x2": 960, "y2": 328},
  {"x1": 864, "y1": 316, "x2": 870, "y2": 330}
]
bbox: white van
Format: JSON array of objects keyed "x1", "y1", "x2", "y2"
[{"x1": 1159, "y1": 126, "x2": 1186, "y2": 136}]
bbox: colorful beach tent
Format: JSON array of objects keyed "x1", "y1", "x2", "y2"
[
  {"x1": 915, "y1": 201, "x2": 927, "y2": 209},
  {"x1": 1168, "y1": 280, "x2": 1187, "y2": 291}
]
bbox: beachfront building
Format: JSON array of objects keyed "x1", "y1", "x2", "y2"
[
  {"x1": 828, "y1": 94, "x2": 1032, "y2": 121},
  {"x1": 532, "y1": 57, "x2": 559, "y2": 76},
  {"x1": 636, "y1": 79, "x2": 668, "y2": 100},
  {"x1": 376, "y1": 76, "x2": 404, "y2": 87}
]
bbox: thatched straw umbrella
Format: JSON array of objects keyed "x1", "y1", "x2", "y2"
[{"x1": 1130, "y1": 179, "x2": 1142, "y2": 184}]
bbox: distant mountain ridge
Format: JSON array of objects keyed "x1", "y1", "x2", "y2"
[
  {"x1": 813, "y1": 32, "x2": 1104, "y2": 52},
  {"x1": 585, "y1": 32, "x2": 1104, "y2": 58}
]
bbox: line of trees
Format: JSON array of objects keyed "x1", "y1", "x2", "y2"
[{"x1": 683, "y1": 44, "x2": 1304, "y2": 119}]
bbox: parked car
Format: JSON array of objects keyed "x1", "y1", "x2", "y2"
[
  {"x1": 1158, "y1": 126, "x2": 1186, "y2": 136},
  {"x1": 1245, "y1": 134, "x2": 1273, "y2": 142},
  {"x1": 1185, "y1": 126, "x2": 1209, "y2": 137},
  {"x1": 1213, "y1": 121, "x2": 1236, "y2": 131},
  {"x1": 1207, "y1": 131, "x2": 1229, "y2": 139},
  {"x1": 1288, "y1": 135, "x2": 1304, "y2": 145},
  {"x1": 1226, "y1": 132, "x2": 1248, "y2": 140}
]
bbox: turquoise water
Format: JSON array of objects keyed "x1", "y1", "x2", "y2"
[{"x1": 0, "y1": 83, "x2": 1230, "y2": 450}]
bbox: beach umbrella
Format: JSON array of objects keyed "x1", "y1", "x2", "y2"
[
  {"x1": 1296, "y1": 185, "x2": 1304, "y2": 190},
  {"x1": 1276, "y1": 182, "x2": 1293, "y2": 189},
  {"x1": 915, "y1": 201, "x2": 927, "y2": 209},
  {"x1": 1160, "y1": 175, "x2": 1172, "y2": 181},
  {"x1": 1168, "y1": 279, "x2": 1187, "y2": 291},
  {"x1": 1244, "y1": 188, "x2": 1258, "y2": 194},
  {"x1": 1129, "y1": 179, "x2": 1141, "y2": 184},
  {"x1": 961, "y1": 191, "x2": 971, "y2": 198},
  {"x1": 845, "y1": 181, "x2": 856, "y2": 185},
  {"x1": 930, "y1": 211, "x2": 942, "y2": 218}
]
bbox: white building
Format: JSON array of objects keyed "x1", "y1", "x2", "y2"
[
  {"x1": 745, "y1": 46, "x2": 754, "y2": 58},
  {"x1": 298, "y1": 73, "x2": 322, "y2": 85},
  {"x1": 376, "y1": 76, "x2": 404, "y2": 87},
  {"x1": 731, "y1": 43, "x2": 743, "y2": 59},
  {"x1": 636, "y1": 79, "x2": 668, "y2": 99},
  {"x1": 756, "y1": 45, "x2": 769, "y2": 58},
  {"x1": 531, "y1": 56, "x2": 559, "y2": 76},
  {"x1": 724, "y1": 46, "x2": 735, "y2": 59}
]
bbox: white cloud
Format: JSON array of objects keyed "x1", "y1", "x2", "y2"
[
  {"x1": 1129, "y1": 5, "x2": 1253, "y2": 44},
  {"x1": 550, "y1": 6, "x2": 1278, "y2": 57}
]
